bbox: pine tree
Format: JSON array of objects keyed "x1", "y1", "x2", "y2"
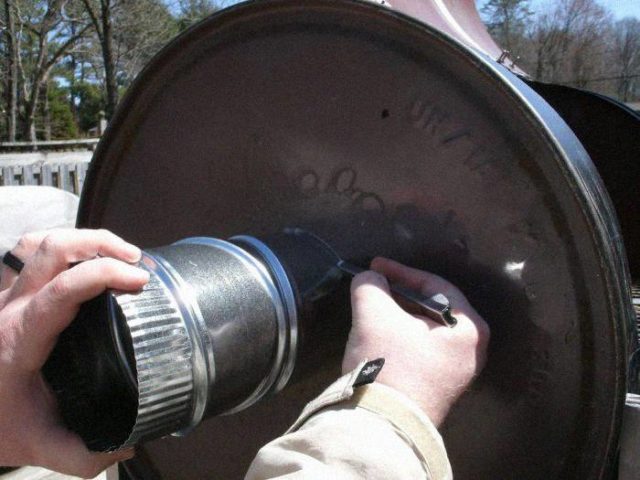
[{"x1": 481, "y1": 0, "x2": 532, "y2": 54}]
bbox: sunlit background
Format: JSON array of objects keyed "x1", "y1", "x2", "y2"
[{"x1": 1, "y1": 0, "x2": 638, "y2": 142}]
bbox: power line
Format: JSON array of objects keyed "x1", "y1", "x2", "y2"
[{"x1": 561, "y1": 73, "x2": 640, "y2": 85}]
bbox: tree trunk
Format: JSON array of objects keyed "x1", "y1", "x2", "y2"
[
  {"x1": 23, "y1": 67, "x2": 50, "y2": 143},
  {"x1": 23, "y1": 59, "x2": 49, "y2": 143},
  {"x1": 618, "y1": 76, "x2": 630, "y2": 102},
  {"x1": 15, "y1": 0, "x2": 86, "y2": 142},
  {"x1": 3, "y1": 0, "x2": 18, "y2": 141},
  {"x1": 68, "y1": 21, "x2": 79, "y2": 125},
  {"x1": 69, "y1": 54, "x2": 79, "y2": 124},
  {"x1": 24, "y1": 89, "x2": 40, "y2": 143},
  {"x1": 101, "y1": 0, "x2": 118, "y2": 119},
  {"x1": 43, "y1": 82, "x2": 51, "y2": 141}
]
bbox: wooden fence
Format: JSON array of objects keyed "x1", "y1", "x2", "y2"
[
  {"x1": 0, "y1": 162, "x2": 89, "y2": 195},
  {"x1": 0, "y1": 142, "x2": 94, "y2": 195},
  {"x1": 0, "y1": 138, "x2": 99, "y2": 152}
]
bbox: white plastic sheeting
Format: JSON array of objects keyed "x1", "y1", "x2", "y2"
[{"x1": 0, "y1": 186, "x2": 79, "y2": 254}]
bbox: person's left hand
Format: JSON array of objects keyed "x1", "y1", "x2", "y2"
[{"x1": 0, "y1": 229, "x2": 149, "y2": 478}]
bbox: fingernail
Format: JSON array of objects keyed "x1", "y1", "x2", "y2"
[
  {"x1": 370, "y1": 270, "x2": 386, "y2": 281},
  {"x1": 373, "y1": 274, "x2": 389, "y2": 289},
  {"x1": 360, "y1": 270, "x2": 387, "y2": 287},
  {"x1": 370, "y1": 256, "x2": 387, "y2": 270},
  {"x1": 122, "y1": 243, "x2": 142, "y2": 262},
  {"x1": 137, "y1": 268, "x2": 150, "y2": 282},
  {"x1": 126, "y1": 264, "x2": 150, "y2": 282}
]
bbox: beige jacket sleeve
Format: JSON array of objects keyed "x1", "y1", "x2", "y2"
[{"x1": 245, "y1": 361, "x2": 453, "y2": 480}]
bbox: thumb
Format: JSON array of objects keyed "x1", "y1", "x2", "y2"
[{"x1": 350, "y1": 271, "x2": 405, "y2": 328}]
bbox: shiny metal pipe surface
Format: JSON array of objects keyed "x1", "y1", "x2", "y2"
[{"x1": 44, "y1": 235, "x2": 299, "y2": 451}]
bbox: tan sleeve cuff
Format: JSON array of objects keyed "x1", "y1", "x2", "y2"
[
  {"x1": 287, "y1": 362, "x2": 453, "y2": 480},
  {"x1": 347, "y1": 383, "x2": 452, "y2": 480}
]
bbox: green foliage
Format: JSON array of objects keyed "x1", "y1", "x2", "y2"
[
  {"x1": 0, "y1": 0, "x2": 226, "y2": 140},
  {"x1": 72, "y1": 82, "x2": 105, "y2": 133},
  {"x1": 47, "y1": 83, "x2": 78, "y2": 139}
]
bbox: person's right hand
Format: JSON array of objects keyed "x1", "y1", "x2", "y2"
[
  {"x1": 0, "y1": 229, "x2": 149, "y2": 478},
  {"x1": 342, "y1": 257, "x2": 490, "y2": 427}
]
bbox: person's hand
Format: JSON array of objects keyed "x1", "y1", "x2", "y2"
[
  {"x1": 342, "y1": 257, "x2": 490, "y2": 427},
  {"x1": 0, "y1": 229, "x2": 149, "y2": 478}
]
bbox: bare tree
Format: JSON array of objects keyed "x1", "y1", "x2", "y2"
[
  {"x1": 3, "y1": 0, "x2": 18, "y2": 141},
  {"x1": 176, "y1": 0, "x2": 217, "y2": 29},
  {"x1": 563, "y1": 0, "x2": 611, "y2": 88},
  {"x1": 481, "y1": 0, "x2": 532, "y2": 55},
  {"x1": 14, "y1": 0, "x2": 90, "y2": 141},
  {"x1": 80, "y1": 0, "x2": 118, "y2": 119},
  {"x1": 525, "y1": 0, "x2": 612, "y2": 88},
  {"x1": 527, "y1": 11, "x2": 563, "y2": 80},
  {"x1": 113, "y1": 0, "x2": 177, "y2": 85},
  {"x1": 80, "y1": 0, "x2": 177, "y2": 119},
  {"x1": 613, "y1": 18, "x2": 640, "y2": 101}
]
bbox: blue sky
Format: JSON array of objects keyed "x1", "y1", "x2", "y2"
[
  {"x1": 477, "y1": 0, "x2": 640, "y2": 19},
  {"x1": 222, "y1": 0, "x2": 640, "y2": 20},
  {"x1": 601, "y1": 0, "x2": 640, "y2": 18}
]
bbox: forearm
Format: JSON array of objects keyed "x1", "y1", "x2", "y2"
[{"x1": 245, "y1": 363, "x2": 452, "y2": 480}]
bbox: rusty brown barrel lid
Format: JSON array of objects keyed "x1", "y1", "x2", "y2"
[{"x1": 77, "y1": 1, "x2": 635, "y2": 478}]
